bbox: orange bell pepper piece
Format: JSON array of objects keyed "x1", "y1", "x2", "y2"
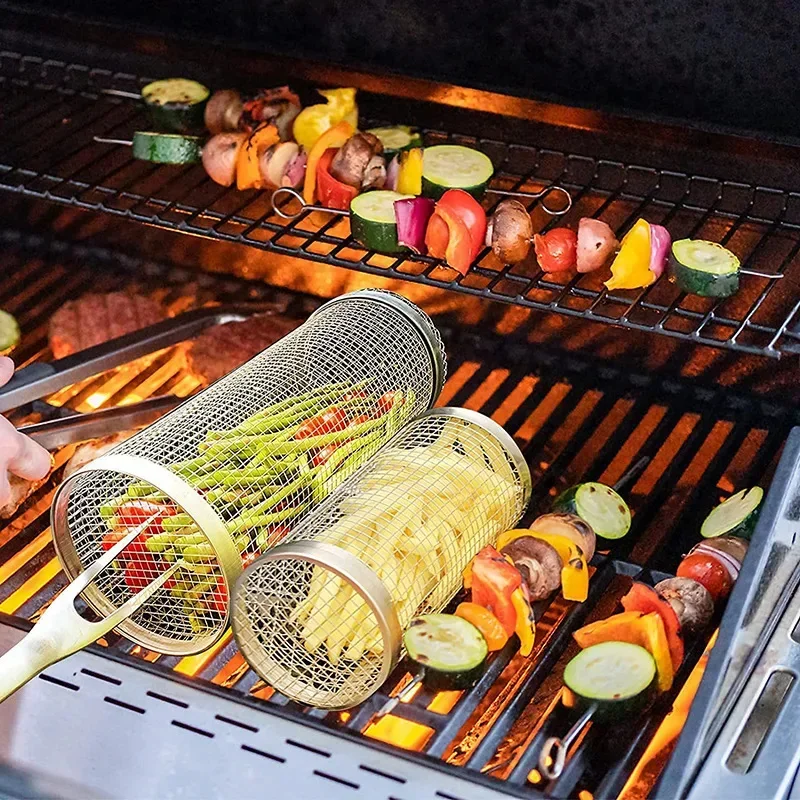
[
  {"x1": 236, "y1": 123, "x2": 279, "y2": 191},
  {"x1": 425, "y1": 205, "x2": 473, "y2": 275},
  {"x1": 455, "y1": 602, "x2": 509, "y2": 651},
  {"x1": 573, "y1": 610, "x2": 674, "y2": 692},
  {"x1": 303, "y1": 120, "x2": 355, "y2": 204}
]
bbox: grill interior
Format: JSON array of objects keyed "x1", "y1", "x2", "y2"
[
  {"x1": 0, "y1": 231, "x2": 795, "y2": 798},
  {"x1": 4, "y1": 49, "x2": 800, "y2": 358}
]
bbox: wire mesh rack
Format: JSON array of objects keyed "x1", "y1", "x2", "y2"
[{"x1": 3, "y1": 50, "x2": 800, "y2": 358}]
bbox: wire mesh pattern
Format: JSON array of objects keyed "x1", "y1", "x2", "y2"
[
  {"x1": 3, "y1": 50, "x2": 800, "y2": 356},
  {"x1": 233, "y1": 408, "x2": 530, "y2": 708},
  {"x1": 50, "y1": 289, "x2": 445, "y2": 651}
]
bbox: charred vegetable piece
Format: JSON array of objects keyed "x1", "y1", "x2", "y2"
[
  {"x1": 573, "y1": 610, "x2": 674, "y2": 692},
  {"x1": 496, "y1": 529, "x2": 589, "y2": 602},
  {"x1": 141, "y1": 78, "x2": 209, "y2": 133},
  {"x1": 240, "y1": 87, "x2": 301, "y2": 140},
  {"x1": 0, "y1": 310, "x2": 20, "y2": 354},
  {"x1": 236, "y1": 125, "x2": 280, "y2": 190},
  {"x1": 553, "y1": 482, "x2": 631, "y2": 540},
  {"x1": 132, "y1": 131, "x2": 203, "y2": 164},
  {"x1": 700, "y1": 487, "x2": 763, "y2": 541},
  {"x1": 366, "y1": 125, "x2": 423, "y2": 158},
  {"x1": 654, "y1": 577, "x2": 714, "y2": 635},
  {"x1": 421, "y1": 145, "x2": 494, "y2": 200},
  {"x1": 350, "y1": 190, "x2": 413, "y2": 254},
  {"x1": 668, "y1": 239, "x2": 740, "y2": 298},
  {"x1": 329, "y1": 131, "x2": 385, "y2": 189},
  {"x1": 469, "y1": 545, "x2": 522, "y2": 636},
  {"x1": 621, "y1": 582, "x2": 684, "y2": 671},
  {"x1": 534, "y1": 228, "x2": 577, "y2": 272},
  {"x1": 500, "y1": 536, "x2": 561, "y2": 601},
  {"x1": 403, "y1": 613, "x2": 488, "y2": 691},
  {"x1": 204, "y1": 89, "x2": 244, "y2": 134},
  {"x1": 455, "y1": 602, "x2": 509, "y2": 651},
  {"x1": 530, "y1": 512, "x2": 596, "y2": 561},
  {"x1": 487, "y1": 200, "x2": 533, "y2": 264},
  {"x1": 576, "y1": 218, "x2": 618, "y2": 273},
  {"x1": 202, "y1": 132, "x2": 247, "y2": 186},
  {"x1": 563, "y1": 641, "x2": 656, "y2": 721}
]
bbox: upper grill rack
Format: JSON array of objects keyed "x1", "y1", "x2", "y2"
[{"x1": 3, "y1": 50, "x2": 800, "y2": 358}]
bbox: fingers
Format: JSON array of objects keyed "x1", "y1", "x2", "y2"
[
  {"x1": 0, "y1": 357, "x2": 13, "y2": 388},
  {"x1": 0, "y1": 415, "x2": 52, "y2": 483}
]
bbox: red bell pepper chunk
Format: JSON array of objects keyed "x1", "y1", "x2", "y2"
[
  {"x1": 375, "y1": 391, "x2": 404, "y2": 417},
  {"x1": 114, "y1": 500, "x2": 174, "y2": 533},
  {"x1": 208, "y1": 576, "x2": 228, "y2": 614},
  {"x1": 437, "y1": 189, "x2": 487, "y2": 260},
  {"x1": 316, "y1": 148, "x2": 359, "y2": 211},
  {"x1": 621, "y1": 582, "x2": 685, "y2": 671},
  {"x1": 425, "y1": 206, "x2": 474, "y2": 276},
  {"x1": 295, "y1": 406, "x2": 350, "y2": 439},
  {"x1": 348, "y1": 413, "x2": 371, "y2": 427},
  {"x1": 470, "y1": 545, "x2": 522, "y2": 637},
  {"x1": 311, "y1": 443, "x2": 339, "y2": 466}
]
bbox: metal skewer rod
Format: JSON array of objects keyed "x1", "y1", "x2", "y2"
[
  {"x1": 373, "y1": 671, "x2": 425, "y2": 720},
  {"x1": 100, "y1": 88, "x2": 142, "y2": 100},
  {"x1": 539, "y1": 702, "x2": 597, "y2": 780},
  {"x1": 94, "y1": 135, "x2": 134, "y2": 146}
]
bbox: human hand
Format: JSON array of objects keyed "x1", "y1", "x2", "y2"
[{"x1": 0, "y1": 357, "x2": 52, "y2": 507}]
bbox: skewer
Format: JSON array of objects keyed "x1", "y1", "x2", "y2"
[
  {"x1": 539, "y1": 702, "x2": 597, "y2": 780},
  {"x1": 94, "y1": 135, "x2": 134, "y2": 146},
  {"x1": 100, "y1": 88, "x2": 142, "y2": 100},
  {"x1": 373, "y1": 671, "x2": 425, "y2": 720}
]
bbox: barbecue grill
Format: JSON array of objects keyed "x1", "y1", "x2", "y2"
[{"x1": 1, "y1": 5, "x2": 800, "y2": 799}]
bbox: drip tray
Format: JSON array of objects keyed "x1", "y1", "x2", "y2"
[{"x1": 0, "y1": 620, "x2": 514, "y2": 800}]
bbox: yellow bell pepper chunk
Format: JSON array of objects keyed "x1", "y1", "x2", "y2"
[
  {"x1": 511, "y1": 587, "x2": 535, "y2": 656},
  {"x1": 397, "y1": 148, "x2": 423, "y2": 196},
  {"x1": 605, "y1": 218, "x2": 653, "y2": 290},
  {"x1": 293, "y1": 88, "x2": 358, "y2": 152}
]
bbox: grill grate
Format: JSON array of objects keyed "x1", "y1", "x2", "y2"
[
  {"x1": 0, "y1": 232, "x2": 795, "y2": 797},
  {"x1": 3, "y1": 50, "x2": 800, "y2": 357}
]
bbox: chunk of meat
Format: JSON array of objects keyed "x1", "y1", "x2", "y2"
[
  {"x1": 0, "y1": 471, "x2": 52, "y2": 519},
  {"x1": 48, "y1": 292, "x2": 166, "y2": 359},
  {"x1": 63, "y1": 431, "x2": 136, "y2": 479},
  {"x1": 187, "y1": 313, "x2": 300, "y2": 384}
]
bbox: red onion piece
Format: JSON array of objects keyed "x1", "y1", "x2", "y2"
[
  {"x1": 394, "y1": 197, "x2": 435, "y2": 254},
  {"x1": 386, "y1": 155, "x2": 400, "y2": 192},
  {"x1": 281, "y1": 150, "x2": 308, "y2": 188},
  {"x1": 648, "y1": 223, "x2": 671, "y2": 279}
]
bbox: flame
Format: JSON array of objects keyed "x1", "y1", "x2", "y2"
[
  {"x1": 428, "y1": 690, "x2": 461, "y2": 714},
  {"x1": 618, "y1": 631, "x2": 717, "y2": 800},
  {"x1": 174, "y1": 630, "x2": 232, "y2": 676},
  {"x1": 364, "y1": 715, "x2": 434, "y2": 751}
]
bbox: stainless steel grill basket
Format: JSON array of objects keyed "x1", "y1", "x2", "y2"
[
  {"x1": 232, "y1": 407, "x2": 531, "y2": 708},
  {"x1": 50, "y1": 290, "x2": 446, "y2": 656}
]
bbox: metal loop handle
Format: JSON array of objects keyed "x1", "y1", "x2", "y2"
[
  {"x1": 488, "y1": 185, "x2": 573, "y2": 216},
  {"x1": 271, "y1": 187, "x2": 350, "y2": 221},
  {"x1": 539, "y1": 703, "x2": 597, "y2": 780}
]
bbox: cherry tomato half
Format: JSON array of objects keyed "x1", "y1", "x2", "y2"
[
  {"x1": 295, "y1": 406, "x2": 349, "y2": 439},
  {"x1": 533, "y1": 228, "x2": 578, "y2": 273}
]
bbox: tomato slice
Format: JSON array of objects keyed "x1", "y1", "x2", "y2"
[
  {"x1": 437, "y1": 189, "x2": 487, "y2": 260},
  {"x1": 533, "y1": 228, "x2": 578, "y2": 272}
]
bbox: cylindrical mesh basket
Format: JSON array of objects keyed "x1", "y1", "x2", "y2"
[
  {"x1": 232, "y1": 407, "x2": 531, "y2": 708},
  {"x1": 51, "y1": 290, "x2": 446, "y2": 656}
]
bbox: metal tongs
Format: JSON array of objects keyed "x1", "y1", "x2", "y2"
[
  {"x1": 271, "y1": 184, "x2": 573, "y2": 223},
  {"x1": 0, "y1": 303, "x2": 271, "y2": 414}
]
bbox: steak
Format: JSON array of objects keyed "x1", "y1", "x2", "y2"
[
  {"x1": 48, "y1": 292, "x2": 166, "y2": 359},
  {"x1": 187, "y1": 312, "x2": 300, "y2": 384}
]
